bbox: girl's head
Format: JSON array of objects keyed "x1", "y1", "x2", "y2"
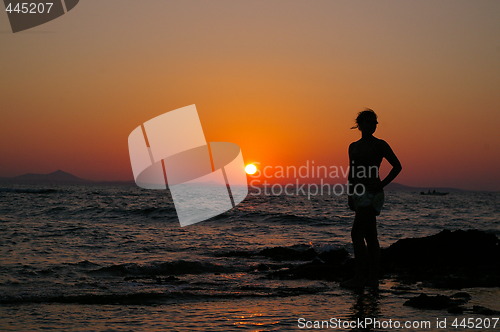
[{"x1": 352, "y1": 109, "x2": 378, "y2": 134}]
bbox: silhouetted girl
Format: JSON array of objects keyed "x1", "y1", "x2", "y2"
[{"x1": 342, "y1": 109, "x2": 402, "y2": 289}]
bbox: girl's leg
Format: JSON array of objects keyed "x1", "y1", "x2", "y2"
[
  {"x1": 351, "y1": 211, "x2": 368, "y2": 281},
  {"x1": 341, "y1": 211, "x2": 369, "y2": 288},
  {"x1": 364, "y1": 211, "x2": 380, "y2": 285}
]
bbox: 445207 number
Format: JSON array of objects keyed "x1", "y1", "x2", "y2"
[{"x1": 5, "y1": 2, "x2": 54, "y2": 14}]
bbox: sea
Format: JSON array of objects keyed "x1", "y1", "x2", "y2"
[{"x1": 0, "y1": 185, "x2": 498, "y2": 331}]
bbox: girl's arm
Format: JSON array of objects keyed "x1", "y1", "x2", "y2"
[{"x1": 380, "y1": 141, "x2": 402, "y2": 189}]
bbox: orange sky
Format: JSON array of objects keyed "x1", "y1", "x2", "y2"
[{"x1": 1, "y1": 1, "x2": 499, "y2": 190}]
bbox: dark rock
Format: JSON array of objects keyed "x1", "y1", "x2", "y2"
[
  {"x1": 267, "y1": 256, "x2": 353, "y2": 281},
  {"x1": 472, "y1": 305, "x2": 500, "y2": 315},
  {"x1": 447, "y1": 306, "x2": 465, "y2": 314},
  {"x1": 222, "y1": 230, "x2": 498, "y2": 288},
  {"x1": 268, "y1": 259, "x2": 340, "y2": 281},
  {"x1": 214, "y1": 250, "x2": 256, "y2": 258},
  {"x1": 318, "y1": 248, "x2": 349, "y2": 264},
  {"x1": 451, "y1": 292, "x2": 471, "y2": 301},
  {"x1": 404, "y1": 293, "x2": 461, "y2": 310},
  {"x1": 382, "y1": 230, "x2": 500, "y2": 288},
  {"x1": 258, "y1": 245, "x2": 317, "y2": 261},
  {"x1": 391, "y1": 284, "x2": 419, "y2": 291},
  {"x1": 216, "y1": 245, "x2": 349, "y2": 263}
]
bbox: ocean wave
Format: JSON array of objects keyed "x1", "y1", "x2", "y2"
[
  {"x1": 0, "y1": 292, "x2": 176, "y2": 305},
  {"x1": 0, "y1": 286, "x2": 329, "y2": 305},
  {"x1": 0, "y1": 188, "x2": 59, "y2": 194},
  {"x1": 89, "y1": 260, "x2": 235, "y2": 276},
  {"x1": 42, "y1": 205, "x2": 177, "y2": 219},
  {"x1": 215, "y1": 244, "x2": 348, "y2": 263},
  {"x1": 235, "y1": 210, "x2": 333, "y2": 225},
  {"x1": 119, "y1": 206, "x2": 176, "y2": 216}
]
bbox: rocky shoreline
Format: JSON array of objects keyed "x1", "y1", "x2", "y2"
[{"x1": 219, "y1": 229, "x2": 500, "y2": 314}]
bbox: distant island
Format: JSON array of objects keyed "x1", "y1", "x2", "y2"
[
  {"x1": 0, "y1": 170, "x2": 465, "y2": 192},
  {"x1": 0, "y1": 170, "x2": 132, "y2": 185}
]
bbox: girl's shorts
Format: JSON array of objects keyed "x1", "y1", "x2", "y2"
[{"x1": 349, "y1": 191, "x2": 385, "y2": 216}]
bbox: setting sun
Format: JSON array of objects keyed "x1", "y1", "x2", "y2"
[{"x1": 245, "y1": 163, "x2": 257, "y2": 175}]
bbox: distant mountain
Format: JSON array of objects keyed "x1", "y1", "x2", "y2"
[{"x1": 0, "y1": 170, "x2": 92, "y2": 185}]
